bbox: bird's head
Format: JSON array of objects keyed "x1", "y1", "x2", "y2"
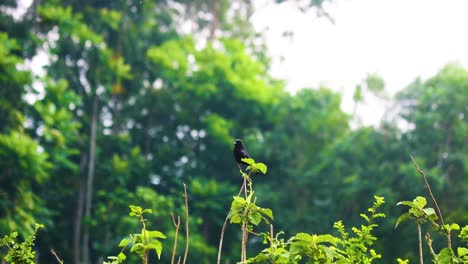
[{"x1": 234, "y1": 139, "x2": 243, "y2": 148}]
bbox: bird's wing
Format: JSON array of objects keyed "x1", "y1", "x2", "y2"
[{"x1": 240, "y1": 149, "x2": 251, "y2": 158}]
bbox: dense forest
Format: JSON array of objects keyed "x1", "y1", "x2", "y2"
[{"x1": 0, "y1": 0, "x2": 467, "y2": 263}]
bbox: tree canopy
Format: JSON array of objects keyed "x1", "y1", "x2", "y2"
[{"x1": 0, "y1": 0, "x2": 466, "y2": 263}]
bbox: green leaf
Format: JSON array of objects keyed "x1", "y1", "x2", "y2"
[
  {"x1": 422, "y1": 208, "x2": 437, "y2": 218},
  {"x1": 118, "y1": 238, "x2": 131, "y2": 247},
  {"x1": 250, "y1": 212, "x2": 262, "y2": 225},
  {"x1": 255, "y1": 162, "x2": 267, "y2": 174},
  {"x1": 438, "y1": 248, "x2": 455, "y2": 264},
  {"x1": 241, "y1": 158, "x2": 255, "y2": 165},
  {"x1": 129, "y1": 205, "x2": 142, "y2": 213},
  {"x1": 148, "y1": 240, "x2": 163, "y2": 259},
  {"x1": 142, "y1": 209, "x2": 153, "y2": 214},
  {"x1": 360, "y1": 213, "x2": 370, "y2": 222},
  {"x1": 315, "y1": 234, "x2": 337, "y2": 245},
  {"x1": 146, "y1": 230, "x2": 166, "y2": 239},
  {"x1": 259, "y1": 208, "x2": 273, "y2": 220},
  {"x1": 397, "y1": 258, "x2": 409, "y2": 264},
  {"x1": 117, "y1": 252, "x2": 126, "y2": 261},
  {"x1": 396, "y1": 201, "x2": 414, "y2": 207},
  {"x1": 413, "y1": 197, "x2": 427, "y2": 209},
  {"x1": 458, "y1": 247, "x2": 468, "y2": 257},
  {"x1": 130, "y1": 242, "x2": 145, "y2": 255},
  {"x1": 444, "y1": 223, "x2": 460, "y2": 231},
  {"x1": 293, "y1": 233, "x2": 314, "y2": 242},
  {"x1": 395, "y1": 213, "x2": 411, "y2": 228}
]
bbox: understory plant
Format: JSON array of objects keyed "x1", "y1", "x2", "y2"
[
  {"x1": 396, "y1": 156, "x2": 468, "y2": 264},
  {"x1": 0, "y1": 223, "x2": 43, "y2": 264},
  {"x1": 245, "y1": 195, "x2": 386, "y2": 263}
]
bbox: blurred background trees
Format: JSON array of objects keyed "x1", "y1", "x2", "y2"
[{"x1": 0, "y1": 0, "x2": 466, "y2": 263}]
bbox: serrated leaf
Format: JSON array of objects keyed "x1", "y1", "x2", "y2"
[
  {"x1": 229, "y1": 213, "x2": 241, "y2": 224},
  {"x1": 118, "y1": 237, "x2": 131, "y2": 247},
  {"x1": 250, "y1": 212, "x2": 262, "y2": 225},
  {"x1": 260, "y1": 208, "x2": 273, "y2": 220}
]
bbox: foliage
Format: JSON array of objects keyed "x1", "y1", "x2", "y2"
[
  {"x1": 0, "y1": 0, "x2": 466, "y2": 263},
  {"x1": 106, "y1": 205, "x2": 166, "y2": 264},
  {"x1": 245, "y1": 196, "x2": 386, "y2": 263},
  {"x1": 0, "y1": 223, "x2": 43, "y2": 263}
]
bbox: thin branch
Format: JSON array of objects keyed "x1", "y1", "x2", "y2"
[
  {"x1": 245, "y1": 229, "x2": 261, "y2": 236},
  {"x1": 182, "y1": 183, "x2": 190, "y2": 264},
  {"x1": 241, "y1": 223, "x2": 247, "y2": 261},
  {"x1": 417, "y1": 223, "x2": 423, "y2": 264},
  {"x1": 425, "y1": 233, "x2": 438, "y2": 260},
  {"x1": 240, "y1": 171, "x2": 252, "y2": 262},
  {"x1": 410, "y1": 155, "x2": 451, "y2": 248},
  {"x1": 270, "y1": 224, "x2": 274, "y2": 250},
  {"x1": 50, "y1": 249, "x2": 64, "y2": 264},
  {"x1": 171, "y1": 213, "x2": 181, "y2": 264},
  {"x1": 217, "y1": 182, "x2": 245, "y2": 264}
]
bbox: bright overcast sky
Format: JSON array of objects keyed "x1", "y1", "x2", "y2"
[{"x1": 251, "y1": 0, "x2": 468, "y2": 125}]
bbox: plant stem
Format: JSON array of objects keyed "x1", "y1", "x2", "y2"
[
  {"x1": 140, "y1": 213, "x2": 148, "y2": 264},
  {"x1": 241, "y1": 223, "x2": 247, "y2": 262},
  {"x1": 171, "y1": 213, "x2": 181, "y2": 264},
  {"x1": 269, "y1": 224, "x2": 274, "y2": 251},
  {"x1": 51, "y1": 249, "x2": 64, "y2": 264},
  {"x1": 410, "y1": 155, "x2": 450, "y2": 248},
  {"x1": 217, "y1": 182, "x2": 245, "y2": 264},
  {"x1": 426, "y1": 233, "x2": 438, "y2": 260},
  {"x1": 417, "y1": 223, "x2": 423, "y2": 264},
  {"x1": 240, "y1": 170, "x2": 252, "y2": 263},
  {"x1": 182, "y1": 183, "x2": 190, "y2": 264}
]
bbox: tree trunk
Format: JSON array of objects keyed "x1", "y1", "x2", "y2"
[
  {"x1": 73, "y1": 154, "x2": 87, "y2": 264},
  {"x1": 82, "y1": 96, "x2": 99, "y2": 263},
  {"x1": 209, "y1": 0, "x2": 220, "y2": 40}
]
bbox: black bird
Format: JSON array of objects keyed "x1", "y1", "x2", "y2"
[{"x1": 233, "y1": 139, "x2": 251, "y2": 167}]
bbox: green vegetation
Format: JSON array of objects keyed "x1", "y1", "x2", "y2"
[{"x1": 0, "y1": 0, "x2": 467, "y2": 263}]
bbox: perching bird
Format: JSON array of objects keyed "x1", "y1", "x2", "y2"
[{"x1": 233, "y1": 139, "x2": 251, "y2": 167}]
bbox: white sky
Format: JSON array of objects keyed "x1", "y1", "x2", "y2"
[{"x1": 251, "y1": 0, "x2": 468, "y2": 125}]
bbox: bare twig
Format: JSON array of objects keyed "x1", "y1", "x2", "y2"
[
  {"x1": 270, "y1": 224, "x2": 274, "y2": 250},
  {"x1": 240, "y1": 171, "x2": 252, "y2": 262},
  {"x1": 410, "y1": 155, "x2": 451, "y2": 248},
  {"x1": 425, "y1": 233, "x2": 438, "y2": 260},
  {"x1": 241, "y1": 223, "x2": 247, "y2": 261},
  {"x1": 51, "y1": 249, "x2": 64, "y2": 264},
  {"x1": 182, "y1": 183, "x2": 190, "y2": 264},
  {"x1": 217, "y1": 182, "x2": 245, "y2": 264},
  {"x1": 417, "y1": 223, "x2": 423, "y2": 264},
  {"x1": 171, "y1": 213, "x2": 181, "y2": 264}
]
